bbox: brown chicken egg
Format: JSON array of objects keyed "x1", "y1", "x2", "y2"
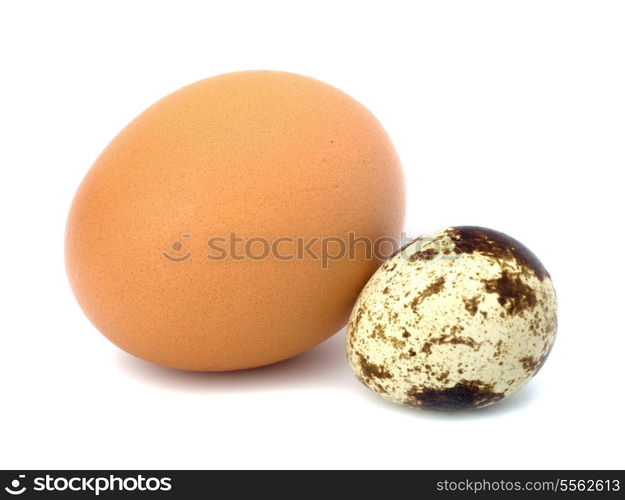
[{"x1": 66, "y1": 70, "x2": 405, "y2": 371}]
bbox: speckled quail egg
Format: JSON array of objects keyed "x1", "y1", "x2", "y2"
[{"x1": 346, "y1": 226, "x2": 557, "y2": 410}]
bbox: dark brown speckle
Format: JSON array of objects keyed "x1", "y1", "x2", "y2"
[
  {"x1": 405, "y1": 380, "x2": 504, "y2": 410},
  {"x1": 356, "y1": 353, "x2": 393, "y2": 382},
  {"x1": 410, "y1": 276, "x2": 446, "y2": 313},
  {"x1": 464, "y1": 296, "x2": 481, "y2": 316},
  {"x1": 421, "y1": 334, "x2": 480, "y2": 355},
  {"x1": 408, "y1": 247, "x2": 438, "y2": 262},
  {"x1": 483, "y1": 270, "x2": 537, "y2": 316},
  {"x1": 520, "y1": 339, "x2": 555, "y2": 376},
  {"x1": 446, "y1": 226, "x2": 549, "y2": 281},
  {"x1": 519, "y1": 356, "x2": 540, "y2": 372}
]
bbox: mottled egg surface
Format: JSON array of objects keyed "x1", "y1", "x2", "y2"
[{"x1": 346, "y1": 226, "x2": 557, "y2": 410}]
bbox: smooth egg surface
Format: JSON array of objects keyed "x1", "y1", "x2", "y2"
[
  {"x1": 346, "y1": 226, "x2": 557, "y2": 410},
  {"x1": 66, "y1": 70, "x2": 405, "y2": 371}
]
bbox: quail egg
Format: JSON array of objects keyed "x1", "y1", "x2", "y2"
[{"x1": 346, "y1": 226, "x2": 557, "y2": 410}]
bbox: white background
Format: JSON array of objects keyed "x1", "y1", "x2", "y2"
[{"x1": 1, "y1": 1, "x2": 624, "y2": 469}]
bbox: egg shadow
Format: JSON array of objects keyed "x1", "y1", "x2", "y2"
[
  {"x1": 116, "y1": 327, "x2": 355, "y2": 394},
  {"x1": 117, "y1": 327, "x2": 541, "y2": 417}
]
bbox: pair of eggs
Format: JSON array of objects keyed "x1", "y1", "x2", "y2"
[{"x1": 66, "y1": 71, "x2": 557, "y2": 410}]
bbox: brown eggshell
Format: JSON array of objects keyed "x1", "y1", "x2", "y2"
[{"x1": 65, "y1": 70, "x2": 405, "y2": 371}]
